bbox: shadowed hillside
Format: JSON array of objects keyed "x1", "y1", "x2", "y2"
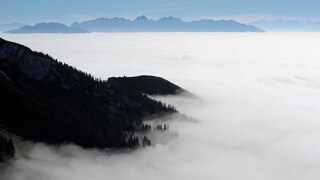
[
  {"x1": 0, "y1": 37, "x2": 183, "y2": 150},
  {"x1": 108, "y1": 75, "x2": 188, "y2": 95},
  {"x1": 0, "y1": 130, "x2": 15, "y2": 162}
]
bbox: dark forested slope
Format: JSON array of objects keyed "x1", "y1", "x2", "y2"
[
  {"x1": 108, "y1": 75, "x2": 186, "y2": 95},
  {"x1": 0, "y1": 131, "x2": 15, "y2": 162},
  {"x1": 0, "y1": 37, "x2": 180, "y2": 149}
]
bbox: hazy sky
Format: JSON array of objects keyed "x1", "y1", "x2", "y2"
[{"x1": 1, "y1": 0, "x2": 320, "y2": 24}]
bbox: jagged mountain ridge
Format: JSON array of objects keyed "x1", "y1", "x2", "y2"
[
  {"x1": 3, "y1": 16, "x2": 263, "y2": 33},
  {"x1": 71, "y1": 15, "x2": 264, "y2": 32},
  {"x1": 0, "y1": 37, "x2": 185, "y2": 149}
]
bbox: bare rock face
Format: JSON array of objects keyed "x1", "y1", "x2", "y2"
[{"x1": 0, "y1": 39, "x2": 52, "y2": 80}]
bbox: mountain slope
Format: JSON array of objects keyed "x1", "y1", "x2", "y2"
[
  {"x1": 0, "y1": 130, "x2": 15, "y2": 162},
  {"x1": 108, "y1": 75, "x2": 186, "y2": 95},
  {"x1": 0, "y1": 37, "x2": 180, "y2": 148}
]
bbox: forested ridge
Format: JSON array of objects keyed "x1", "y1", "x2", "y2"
[{"x1": 0, "y1": 37, "x2": 185, "y2": 158}]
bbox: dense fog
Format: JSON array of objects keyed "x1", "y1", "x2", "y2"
[{"x1": 1, "y1": 32, "x2": 320, "y2": 180}]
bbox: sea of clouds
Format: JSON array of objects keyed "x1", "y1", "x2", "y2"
[{"x1": 1, "y1": 32, "x2": 320, "y2": 180}]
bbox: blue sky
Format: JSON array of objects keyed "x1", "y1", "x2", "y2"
[{"x1": 1, "y1": 0, "x2": 320, "y2": 24}]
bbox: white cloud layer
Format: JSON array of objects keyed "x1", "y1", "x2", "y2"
[{"x1": 1, "y1": 32, "x2": 320, "y2": 180}]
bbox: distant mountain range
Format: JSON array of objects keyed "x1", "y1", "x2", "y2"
[
  {"x1": 71, "y1": 16, "x2": 264, "y2": 32},
  {"x1": 5, "y1": 18, "x2": 320, "y2": 33},
  {"x1": 4, "y1": 22, "x2": 88, "y2": 34},
  {"x1": 3, "y1": 16, "x2": 264, "y2": 33},
  {"x1": 250, "y1": 19, "x2": 320, "y2": 32},
  {"x1": 0, "y1": 23, "x2": 26, "y2": 32}
]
